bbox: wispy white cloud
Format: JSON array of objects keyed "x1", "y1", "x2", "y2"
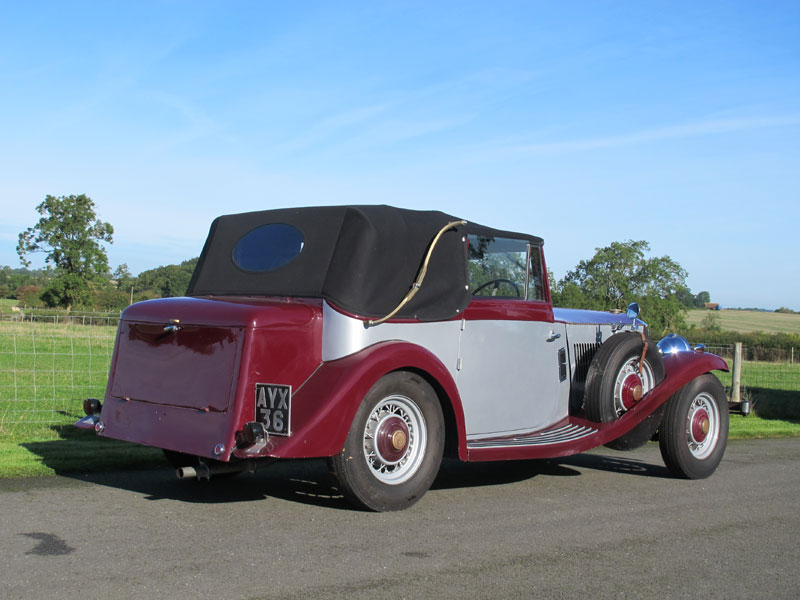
[
  {"x1": 340, "y1": 114, "x2": 476, "y2": 151},
  {"x1": 275, "y1": 104, "x2": 389, "y2": 155},
  {"x1": 505, "y1": 115, "x2": 800, "y2": 155},
  {"x1": 135, "y1": 89, "x2": 220, "y2": 154}
]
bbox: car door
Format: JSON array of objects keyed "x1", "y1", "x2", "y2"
[{"x1": 456, "y1": 237, "x2": 570, "y2": 439}]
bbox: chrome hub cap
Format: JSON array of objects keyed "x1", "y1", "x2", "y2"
[
  {"x1": 614, "y1": 358, "x2": 656, "y2": 414},
  {"x1": 363, "y1": 395, "x2": 426, "y2": 485},
  {"x1": 375, "y1": 416, "x2": 410, "y2": 463},
  {"x1": 686, "y1": 392, "x2": 719, "y2": 459}
]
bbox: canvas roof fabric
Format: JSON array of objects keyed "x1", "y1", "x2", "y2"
[{"x1": 187, "y1": 204, "x2": 541, "y2": 322}]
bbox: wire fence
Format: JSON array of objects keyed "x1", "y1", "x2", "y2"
[
  {"x1": 1, "y1": 315, "x2": 798, "y2": 429},
  {"x1": 0, "y1": 312, "x2": 118, "y2": 430},
  {"x1": 690, "y1": 343, "x2": 800, "y2": 395},
  {"x1": 1, "y1": 307, "x2": 122, "y2": 327}
]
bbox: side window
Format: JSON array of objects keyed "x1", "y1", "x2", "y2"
[
  {"x1": 468, "y1": 235, "x2": 529, "y2": 298},
  {"x1": 528, "y1": 244, "x2": 545, "y2": 301},
  {"x1": 232, "y1": 223, "x2": 305, "y2": 272}
]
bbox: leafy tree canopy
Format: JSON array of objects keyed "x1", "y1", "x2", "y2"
[
  {"x1": 134, "y1": 258, "x2": 198, "y2": 299},
  {"x1": 694, "y1": 290, "x2": 711, "y2": 308},
  {"x1": 17, "y1": 194, "x2": 113, "y2": 310},
  {"x1": 552, "y1": 240, "x2": 690, "y2": 336}
]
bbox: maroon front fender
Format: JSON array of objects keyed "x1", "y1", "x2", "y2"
[
  {"x1": 660, "y1": 350, "x2": 728, "y2": 390},
  {"x1": 234, "y1": 341, "x2": 467, "y2": 460},
  {"x1": 571, "y1": 350, "x2": 730, "y2": 451},
  {"x1": 558, "y1": 351, "x2": 729, "y2": 456}
]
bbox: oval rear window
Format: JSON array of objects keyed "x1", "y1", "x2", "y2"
[{"x1": 232, "y1": 223, "x2": 304, "y2": 272}]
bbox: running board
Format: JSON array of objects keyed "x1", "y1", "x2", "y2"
[{"x1": 467, "y1": 422, "x2": 598, "y2": 449}]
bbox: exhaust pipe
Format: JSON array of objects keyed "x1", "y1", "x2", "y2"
[{"x1": 176, "y1": 459, "x2": 255, "y2": 480}]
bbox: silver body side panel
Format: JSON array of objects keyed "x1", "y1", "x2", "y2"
[
  {"x1": 321, "y1": 302, "x2": 462, "y2": 378},
  {"x1": 459, "y1": 320, "x2": 569, "y2": 439},
  {"x1": 322, "y1": 302, "x2": 639, "y2": 441}
]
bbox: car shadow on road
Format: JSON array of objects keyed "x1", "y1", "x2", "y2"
[
  {"x1": 35, "y1": 448, "x2": 670, "y2": 511},
  {"x1": 64, "y1": 458, "x2": 354, "y2": 510},
  {"x1": 433, "y1": 450, "x2": 670, "y2": 491},
  {"x1": 552, "y1": 451, "x2": 672, "y2": 478}
]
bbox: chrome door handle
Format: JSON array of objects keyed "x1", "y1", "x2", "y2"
[{"x1": 547, "y1": 331, "x2": 561, "y2": 342}]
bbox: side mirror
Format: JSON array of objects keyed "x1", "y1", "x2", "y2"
[{"x1": 626, "y1": 302, "x2": 640, "y2": 319}]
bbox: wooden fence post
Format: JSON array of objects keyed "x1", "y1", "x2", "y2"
[{"x1": 731, "y1": 342, "x2": 743, "y2": 403}]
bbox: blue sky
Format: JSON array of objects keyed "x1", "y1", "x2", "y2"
[{"x1": 1, "y1": 1, "x2": 799, "y2": 309}]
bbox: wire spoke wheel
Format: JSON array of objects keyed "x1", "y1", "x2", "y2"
[{"x1": 362, "y1": 395, "x2": 427, "y2": 485}]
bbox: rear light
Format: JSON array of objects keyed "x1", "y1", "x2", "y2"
[
  {"x1": 83, "y1": 398, "x2": 102, "y2": 416},
  {"x1": 242, "y1": 422, "x2": 267, "y2": 446},
  {"x1": 235, "y1": 422, "x2": 270, "y2": 456}
]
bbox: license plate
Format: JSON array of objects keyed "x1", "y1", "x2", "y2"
[{"x1": 255, "y1": 383, "x2": 291, "y2": 436}]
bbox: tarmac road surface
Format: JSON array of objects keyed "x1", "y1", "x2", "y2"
[{"x1": 1, "y1": 438, "x2": 799, "y2": 599}]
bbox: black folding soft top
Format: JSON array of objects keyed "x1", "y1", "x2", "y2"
[{"x1": 187, "y1": 205, "x2": 541, "y2": 322}]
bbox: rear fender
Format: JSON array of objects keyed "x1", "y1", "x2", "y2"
[{"x1": 238, "y1": 341, "x2": 467, "y2": 460}]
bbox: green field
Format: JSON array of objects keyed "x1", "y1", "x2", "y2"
[
  {"x1": 686, "y1": 308, "x2": 800, "y2": 334},
  {"x1": 0, "y1": 298, "x2": 20, "y2": 314}
]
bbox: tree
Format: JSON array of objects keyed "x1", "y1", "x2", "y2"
[
  {"x1": 694, "y1": 290, "x2": 711, "y2": 308},
  {"x1": 675, "y1": 286, "x2": 695, "y2": 309},
  {"x1": 16, "y1": 285, "x2": 43, "y2": 308},
  {"x1": 17, "y1": 195, "x2": 114, "y2": 310},
  {"x1": 700, "y1": 311, "x2": 722, "y2": 331},
  {"x1": 112, "y1": 263, "x2": 135, "y2": 293},
  {"x1": 556, "y1": 240, "x2": 690, "y2": 335},
  {"x1": 134, "y1": 258, "x2": 198, "y2": 298}
]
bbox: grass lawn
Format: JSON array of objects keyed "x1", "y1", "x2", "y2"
[
  {"x1": 0, "y1": 429, "x2": 166, "y2": 478},
  {"x1": 729, "y1": 413, "x2": 800, "y2": 438}
]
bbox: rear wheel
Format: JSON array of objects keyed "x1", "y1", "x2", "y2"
[
  {"x1": 659, "y1": 374, "x2": 728, "y2": 479},
  {"x1": 328, "y1": 371, "x2": 444, "y2": 511}
]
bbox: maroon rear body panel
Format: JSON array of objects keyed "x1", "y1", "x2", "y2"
[
  {"x1": 99, "y1": 296, "x2": 324, "y2": 460},
  {"x1": 111, "y1": 322, "x2": 243, "y2": 412}
]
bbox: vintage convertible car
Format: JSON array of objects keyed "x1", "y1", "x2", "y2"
[{"x1": 77, "y1": 205, "x2": 729, "y2": 511}]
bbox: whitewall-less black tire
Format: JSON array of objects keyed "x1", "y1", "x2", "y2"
[
  {"x1": 584, "y1": 332, "x2": 665, "y2": 423},
  {"x1": 328, "y1": 371, "x2": 444, "y2": 512},
  {"x1": 659, "y1": 374, "x2": 729, "y2": 479}
]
